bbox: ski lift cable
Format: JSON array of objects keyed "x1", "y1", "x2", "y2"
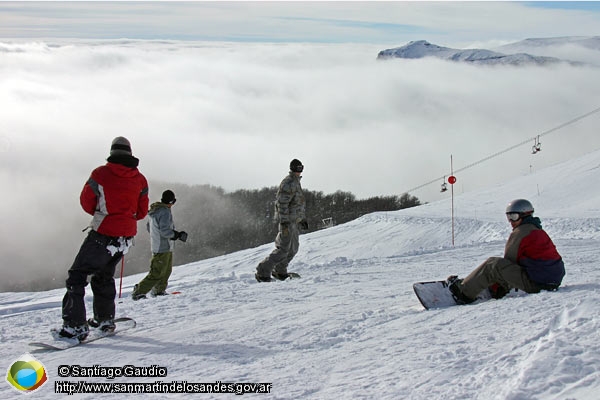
[{"x1": 403, "y1": 105, "x2": 600, "y2": 195}]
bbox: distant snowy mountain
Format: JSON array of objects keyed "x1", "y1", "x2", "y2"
[
  {"x1": 494, "y1": 36, "x2": 600, "y2": 65},
  {"x1": 495, "y1": 36, "x2": 600, "y2": 52},
  {"x1": 377, "y1": 40, "x2": 581, "y2": 66}
]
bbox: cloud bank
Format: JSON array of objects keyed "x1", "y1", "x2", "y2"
[{"x1": 1, "y1": 40, "x2": 599, "y2": 290}]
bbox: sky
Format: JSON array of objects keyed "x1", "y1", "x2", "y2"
[
  {"x1": 0, "y1": 1, "x2": 599, "y2": 46},
  {"x1": 1, "y1": 1, "x2": 600, "y2": 289}
]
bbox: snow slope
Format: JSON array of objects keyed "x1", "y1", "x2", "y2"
[{"x1": 2, "y1": 149, "x2": 600, "y2": 399}]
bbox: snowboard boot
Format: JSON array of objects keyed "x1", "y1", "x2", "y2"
[
  {"x1": 58, "y1": 322, "x2": 90, "y2": 341},
  {"x1": 271, "y1": 271, "x2": 290, "y2": 281},
  {"x1": 131, "y1": 284, "x2": 147, "y2": 301},
  {"x1": 447, "y1": 275, "x2": 475, "y2": 305},
  {"x1": 151, "y1": 289, "x2": 168, "y2": 297},
  {"x1": 132, "y1": 292, "x2": 147, "y2": 300},
  {"x1": 88, "y1": 318, "x2": 116, "y2": 332},
  {"x1": 255, "y1": 273, "x2": 273, "y2": 283}
]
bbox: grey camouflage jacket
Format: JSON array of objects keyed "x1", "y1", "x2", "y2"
[{"x1": 275, "y1": 172, "x2": 306, "y2": 224}]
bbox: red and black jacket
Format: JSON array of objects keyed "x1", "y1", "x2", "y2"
[
  {"x1": 80, "y1": 156, "x2": 149, "y2": 238},
  {"x1": 504, "y1": 216, "x2": 565, "y2": 288}
]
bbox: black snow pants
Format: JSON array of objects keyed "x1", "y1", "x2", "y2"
[{"x1": 62, "y1": 230, "x2": 123, "y2": 326}]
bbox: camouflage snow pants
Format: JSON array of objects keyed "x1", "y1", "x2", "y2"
[{"x1": 256, "y1": 222, "x2": 300, "y2": 278}]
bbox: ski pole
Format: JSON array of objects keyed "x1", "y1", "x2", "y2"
[{"x1": 118, "y1": 256, "x2": 125, "y2": 298}]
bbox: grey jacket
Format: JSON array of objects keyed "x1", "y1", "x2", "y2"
[
  {"x1": 147, "y1": 202, "x2": 176, "y2": 253},
  {"x1": 275, "y1": 172, "x2": 305, "y2": 224}
]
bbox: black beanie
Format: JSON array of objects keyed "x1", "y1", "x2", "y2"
[
  {"x1": 290, "y1": 159, "x2": 304, "y2": 173},
  {"x1": 161, "y1": 190, "x2": 176, "y2": 204}
]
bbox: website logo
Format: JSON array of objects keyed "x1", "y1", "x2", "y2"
[{"x1": 5, "y1": 353, "x2": 48, "y2": 394}]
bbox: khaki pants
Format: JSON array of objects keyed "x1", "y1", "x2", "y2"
[
  {"x1": 460, "y1": 257, "x2": 540, "y2": 299},
  {"x1": 135, "y1": 252, "x2": 173, "y2": 295},
  {"x1": 256, "y1": 223, "x2": 300, "y2": 278}
]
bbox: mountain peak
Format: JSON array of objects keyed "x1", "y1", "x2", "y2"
[{"x1": 377, "y1": 39, "x2": 577, "y2": 66}]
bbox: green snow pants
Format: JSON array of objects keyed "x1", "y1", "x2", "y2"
[{"x1": 135, "y1": 251, "x2": 173, "y2": 295}]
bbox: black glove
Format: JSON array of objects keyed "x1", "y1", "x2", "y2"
[
  {"x1": 178, "y1": 231, "x2": 188, "y2": 242},
  {"x1": 299, "y1": 219, "x2": 309, "y2": 230},
  {"x1": 171, "y1": 230, "x2": 180, "y2": 241}
]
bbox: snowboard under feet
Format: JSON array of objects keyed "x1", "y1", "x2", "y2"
[
  {"x1": 413, "y1": 280, "x2": 492, "y2": 309},
  {"x1": 29, "y1": 317, "x2": 136, "y2": 351}
]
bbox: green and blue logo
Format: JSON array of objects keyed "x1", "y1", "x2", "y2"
[{"x1": 5, "y1": 353, "x2": 48, "y2": 394}]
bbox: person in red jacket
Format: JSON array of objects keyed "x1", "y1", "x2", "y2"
[
  {"x1": 59, "y1": 137, "x2": 149, "y2": 340},
  {"x1": 448, "y1": 199, "x2": 565, "y2": 304}
]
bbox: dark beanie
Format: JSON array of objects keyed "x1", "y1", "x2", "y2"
[
  {"x1": 290, "y1": 159, "x2": 304, "y2": 173},
  {"x1": 110, "y1": 136, "x2": 132, "y2": 156},
  {"x1": 161, "y1": 190, "x2": 176, "y2": 204}
]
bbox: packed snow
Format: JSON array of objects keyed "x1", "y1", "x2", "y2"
[{"x1": 2, "y1": 148, "x2": 600, "y2": 399}]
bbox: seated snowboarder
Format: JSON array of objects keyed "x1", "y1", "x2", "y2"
[{"x1": 448, "y1": 199, "x2": 565, "y2": 304}]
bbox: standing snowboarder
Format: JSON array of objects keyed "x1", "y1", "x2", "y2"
[
  {"x1": 256, "y1": 159, "x2": 307, "y2": 282},
  {"x1": 59, "y1": 137, "x2": 149, "y2": 340},
  {"x1": 448, "y1": 199, "x2": 565, "y2": 304},
  {"x1": 132, "y1": 190, "x2": 187, "y2": 300}
]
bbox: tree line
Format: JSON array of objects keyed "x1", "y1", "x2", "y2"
[
  {"x1": 4, "y1": 182, "x2": 421, "y2": 292},
  {"x1": 122, "y1": 182, "x2": 421, "y2": 277}
]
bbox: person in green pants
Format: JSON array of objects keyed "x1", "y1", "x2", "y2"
[{"x1": 132, "y1": 190, "x2": 187, "y2": 300}]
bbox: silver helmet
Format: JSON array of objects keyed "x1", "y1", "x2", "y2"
[{"x1": 506, "y1": 199, "x2": 534, "y2": 214}]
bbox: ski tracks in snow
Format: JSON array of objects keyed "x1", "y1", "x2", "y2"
[
  {"x1": 465, "y1": 288, "x2": 600, "y2": 400},
  {"x1": 1, "y1": 236, "x2": 599, "y2": 399},
  {"x1": 500, "y1": 297, "x2": 600, "y2": 400}
]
